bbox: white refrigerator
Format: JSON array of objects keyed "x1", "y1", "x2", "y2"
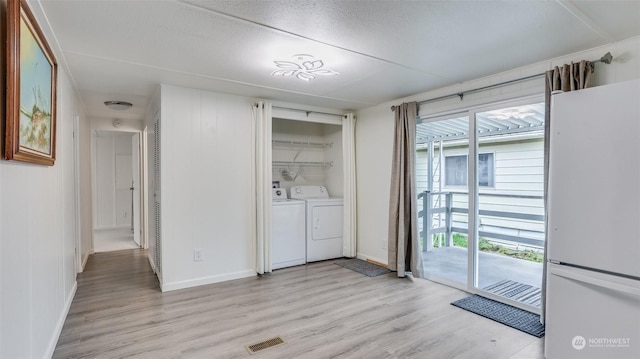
[{"x1": 545, "y1": 79, "x2": 640, "y2": 358}]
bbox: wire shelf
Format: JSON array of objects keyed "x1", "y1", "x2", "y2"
[
  {"x1": 272, "y1": 140, "x2": 332, "y2": 149},
  {"x1": 272, "y1": 161, "x2": 333, "y2": 168}
]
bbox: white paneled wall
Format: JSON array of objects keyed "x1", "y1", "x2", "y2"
[
  {"x1": 158, "y1": 85, "x2": 255, "y2": 291},
  {"x1": 355, "y1": 36, "x2": 640, "y2": 265},
  {"x1": 0, "y1": 68, "x2": 81, "y2": 358},
  {"x1": 78, "y1": 114, "x2": 93, "y2": 265}
]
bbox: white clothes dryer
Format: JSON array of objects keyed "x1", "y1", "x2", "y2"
[
  {"x1": 290, "y1": 186, "x2": 344, "y2": 262},
  {"x1": 271, "y1": 188, "x2": 306, "y2": 269}
]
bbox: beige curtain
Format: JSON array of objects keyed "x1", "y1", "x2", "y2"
[
  {"x1": 388, "y1": 102, "x2": 424, "y2": 278},
  {"x1": 541, "y1": 61, "x2": 593, "y2": 322}
]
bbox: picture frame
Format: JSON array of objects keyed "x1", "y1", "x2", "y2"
[{"x1": 5, "y1": 0, "x2": 58, "y2": 166}]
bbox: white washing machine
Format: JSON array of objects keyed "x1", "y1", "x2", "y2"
[
  {"x1": 290, "y1": 186, "x2": 344, "y2": 262},
  {"x1": 271, "y1": 188, "x2": 306, "y2": 269}
]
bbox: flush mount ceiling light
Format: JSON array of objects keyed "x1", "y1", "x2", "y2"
[
  {"x1": 104, "y1": 100, "x2": 133, "y2": 111},
  {"x1": 271, "y1": 54, "x2": 339, "y2": 81}
]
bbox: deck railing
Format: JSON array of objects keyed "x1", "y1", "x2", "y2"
[{"x1": 418, "y1": 191, "x2": 545, "y2": 251}]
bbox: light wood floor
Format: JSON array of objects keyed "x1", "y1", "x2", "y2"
[
  {"x1": 54, "y1": 249, "x2": 544, "y2": 359},
  {"x1": 93, "y1": 228, "x2": 139, "y2": 252}
]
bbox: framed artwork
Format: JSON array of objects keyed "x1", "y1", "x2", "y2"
[{"x1": 5, "y1": 0, "x2": 58, "y2": 166}]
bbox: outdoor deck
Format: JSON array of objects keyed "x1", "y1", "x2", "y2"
[{"x1": 423, "y1": 246, "x2": 543, "y2": 306}]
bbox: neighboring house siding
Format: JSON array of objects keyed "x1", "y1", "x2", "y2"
[{"x1": 417, "y1": 137, "x2": 544, "y2": 243}]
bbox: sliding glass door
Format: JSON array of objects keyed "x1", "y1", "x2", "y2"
[
  {"x1": 418, "y1": 97, "x2": 545, "y2": 313},
  {"x1": 417, "y1": 114, "x2": 470, "y2": 287},
  {"x1": 472, "y1": 101, "x2": 545, "y2": 311}
]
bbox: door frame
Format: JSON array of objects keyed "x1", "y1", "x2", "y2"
[{"x1": 90, "y1": 129, "x2": 147, "y2": 250}]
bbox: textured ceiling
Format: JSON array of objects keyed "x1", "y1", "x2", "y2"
[{"x1": 34, "y1": 0, "x2": 640, "y2": 121}]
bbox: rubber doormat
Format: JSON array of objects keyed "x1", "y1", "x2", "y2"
[
  {"x1": 451, "y1": 294, "x2": 545, "y2": 337},
  {"x1": 335, "y1": 259, "x2": 391, "y2": 277}
]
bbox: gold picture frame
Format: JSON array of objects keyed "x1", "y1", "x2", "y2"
[{"x1": 5, "y1": 0, "x2": 58, "y2": 166}]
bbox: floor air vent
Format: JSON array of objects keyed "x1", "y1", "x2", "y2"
[{"x1": 245, "y1": 336, "x2": 285, "y2": 354}]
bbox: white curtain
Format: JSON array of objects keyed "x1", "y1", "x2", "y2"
[
  {"x1": 253, "y1": 101, "x2": 272, "y2": 274},
  {"x1": 342, "y1": 113, "x2": 357, "y2": 257}
]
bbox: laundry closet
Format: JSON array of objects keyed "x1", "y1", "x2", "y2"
[
  {"x1": 272, "y1": 118, "x2": 343, "y2": 195},
  {"x1": 270, "y1": 117, "x2": 346, "y2": 269}
]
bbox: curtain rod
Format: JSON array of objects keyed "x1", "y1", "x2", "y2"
[
  {"x1": 273, "y1": 106, "x2": 344, "y2": 118},
  {"x1": 391, "y1": 52, "x2": 613, "y2": 111}
]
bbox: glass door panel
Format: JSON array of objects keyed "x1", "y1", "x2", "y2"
[
  {"x1": 473, "y1": 102, "x2": 545, "y2": 309},
  {"x1": 416, "y1": 115, "x2": 470, "y2": 287}
]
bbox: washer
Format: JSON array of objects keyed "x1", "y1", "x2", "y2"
[
  {"x1": 290, "y1": 186, "x2": 344, "y2": 262},
  {"x1": 271, "y1": 188, "x2": 306, "y2": 269}
]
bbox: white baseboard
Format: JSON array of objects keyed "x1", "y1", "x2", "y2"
[
  {"x1": 356, "y1": 252, "x2": 388, "y2": 266},
  {"x1": 45, "y1": 280, "x2": 77, "y2": 359},
  {"x1": 147, "y1": 253, "x2": 156, "y2": 273},
  {"x1": 161, "y1": 269, "x2": 256, "y2": 292},
  {"x1": 81, "y1": 251, "x2": 90, "y2": 271}
]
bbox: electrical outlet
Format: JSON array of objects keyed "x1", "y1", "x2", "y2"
[
  {"x1": 123, "y1": 211, "x2": 127, "y2": 218},
  {"x1": 194, "y1": 248, "x2": 203, "y2": 262},
  {"x1": 382, "y1": 239, "x2": 388, "y2": 250}
]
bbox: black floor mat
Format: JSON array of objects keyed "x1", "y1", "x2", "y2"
[
  {"x1": 335, "y1": 259, "x2": 391, "y2": 277},
  {"x1": 451, "y1": 294, "x2": 545, "y2": 337}
]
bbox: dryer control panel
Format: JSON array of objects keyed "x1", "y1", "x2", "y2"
[{"x1": 290, "y1": 185, "x2": 330, "y2": 199}]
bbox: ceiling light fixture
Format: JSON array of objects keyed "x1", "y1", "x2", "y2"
[
  {"x1": 104, "y1": 100, "x2": 133, "y2": 111},
  {"x1": 271, "y1": 54, "x2": 339, "y2": 82}
]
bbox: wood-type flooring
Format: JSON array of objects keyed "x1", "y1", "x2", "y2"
[{"x1": 54, "y1": 249, "x2": 543, "y2": 359}]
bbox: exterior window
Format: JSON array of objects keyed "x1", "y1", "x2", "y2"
[
  {"x1": 478, "y1": 153, "x2": 495, "y2": 187},
  {"x1": 445, "y1": 155, "x2": 468, "y2": 186},
  {"x1": 445, "y1": 153, "x2": 494, "y2": 187}
]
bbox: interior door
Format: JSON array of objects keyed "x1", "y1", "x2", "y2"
[
  {"x1": 115, "y1": 153, "x2": 133, "y2": 227},
  {"x1": 132, "y1": 133, "x2": 141, "y2": 246}
]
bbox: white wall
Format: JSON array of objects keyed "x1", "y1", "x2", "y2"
[
  {"x1": 158, "y1": 85, "x2": 256, "y2": 291},
  {"x1": 355, "y1": 36, "x2": 640, "y2": 265},
  {"x1": 78, "y1": 110, "x2": 93, "y2": 266},
  {"x1": 0, "y1": 67, "x2": 81, "y2": 359}
]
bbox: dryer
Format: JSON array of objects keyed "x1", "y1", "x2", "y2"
[
  {"x1": 290, "y1": 186, "x2": 343, "y2": 262},
  {"x1": 271, "y1": 188, "x2": 306, "y2": 269}
]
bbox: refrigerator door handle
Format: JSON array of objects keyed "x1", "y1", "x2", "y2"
[{"x1": 551, "y1": 266, "x2": 640, "y2": 297}]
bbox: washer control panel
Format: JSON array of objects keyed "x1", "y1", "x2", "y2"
[{"x1": 272, "y1": 188, "x2": 288, "y2": 200}]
